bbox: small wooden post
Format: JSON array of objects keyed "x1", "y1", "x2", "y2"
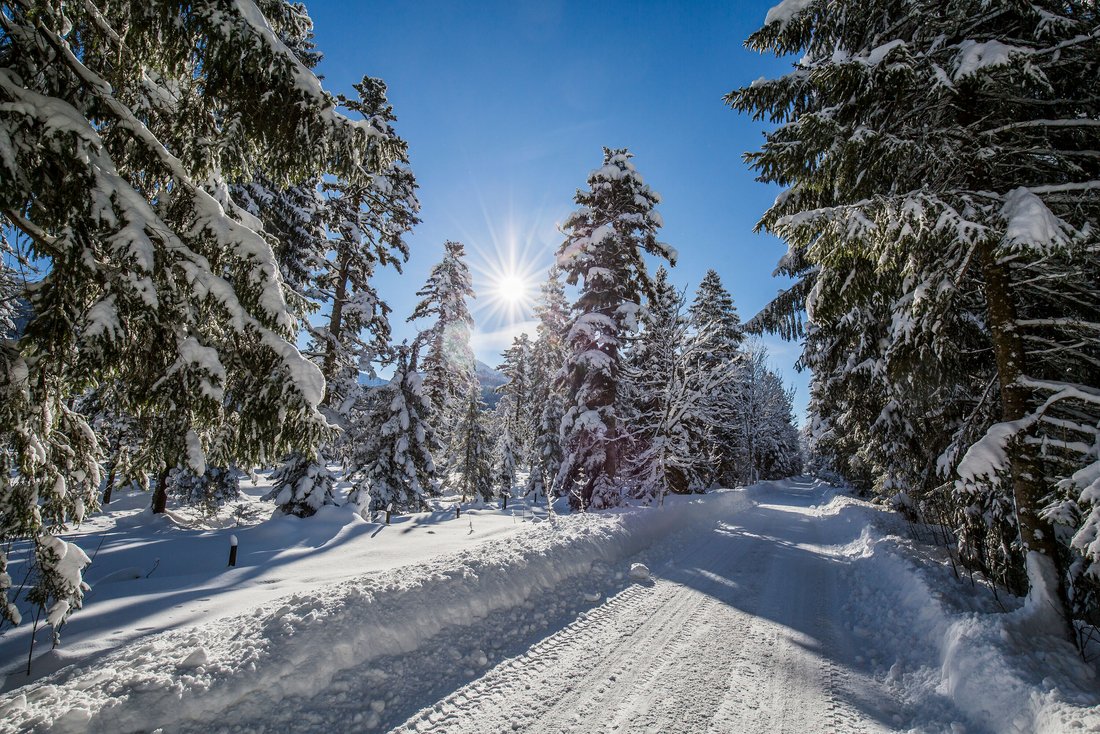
[
  {"x1": 456, "y1": 504, "x2": 461, "y2": 519},
  {"x1": 385, "y1": 503, "x2": 393, "y2": 525},
  {"x1": 502, "y1": 495, "x2": 508, "y2": 510},
  {"x1": 228, "y1": 535, "x2": 238, "y2": 567}
]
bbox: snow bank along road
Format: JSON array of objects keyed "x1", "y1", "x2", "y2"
[{"x1": 2, "y1": 479, "x2": 1098, "y2": 732}]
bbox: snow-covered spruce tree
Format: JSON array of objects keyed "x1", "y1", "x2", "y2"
[
  {"x1": 408, "y1": 240, "x2": 477, "y2": 468},
  {"x1": 526, "y1": 269, "x2": 570, "y2": 500},
  {"x1": 624, "y1": 267, "x2": 689, "y2": 495},
  {"x1": 346, "y1": 344, "x2": 437, "y2": 514},
  {"x1": 730, "y1": 0, "x2": 1099, "y2": 633},
  {"x1": 496, "y1": 333, "x2": 536, "y2": 465},
  {"x1": 227, "y1": 9, "x2": 419, "y2": 516},
  {"x1": 268, "y1": 453, "x2": 337, "y2": 518},
  {"x1": 494, "y1": 424, "x2": 518, "y2": 505},
  {"x1": 686, "y1": 269, "x2": 746, "y2": 486},
  {"x1": 452, "y1": 385, "x2": 494, "y2": 504},
  {"x1": 555, "y1": 148, "x2": 676, "y2": 510},
  {"x1": 268, "y1": 77, "x2": 420, "y2": 516},
  {"x1": 627, "y1": 270, "x2": 734, "y2": 501},
  {"x1": 0, "y1": 1, "x2": 386, "y2": 631}
]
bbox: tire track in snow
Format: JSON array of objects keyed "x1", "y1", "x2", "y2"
[
  {"x1": 403, "y1": 526, "x2": 729, "y2": 733},
  {"x1": 392, "y1": 484, "x2": 903, "y2": 734}
]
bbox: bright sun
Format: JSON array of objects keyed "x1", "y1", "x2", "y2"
[
  {"x1": 470, "y1": 235, "x2": 546, "y2": 329},
  {"x1": 464, "y1": 209, "x2": 557, "y2": 338},
  {"x1": 495, "y1": 273, "x2": 529, "y2": 304}
]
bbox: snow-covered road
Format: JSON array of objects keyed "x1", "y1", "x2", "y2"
[
  {"x1": 394, "y1": 477, "x2": 906, "y2": 733},
  {"x1": 6, "y1": 479, "x2": 1096, "y2": 733}
]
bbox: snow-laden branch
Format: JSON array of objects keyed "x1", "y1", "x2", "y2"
[{"x1": 1017, "y1": 318, "x2": 1100, "y2": 331}]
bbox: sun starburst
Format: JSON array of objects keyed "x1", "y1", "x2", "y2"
[{"x1": 466, "y1": 218, "x2": 555, "y2": 332}]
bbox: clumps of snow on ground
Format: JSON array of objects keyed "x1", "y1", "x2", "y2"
[
  {"x1": 810, "y1": 492, "x2": 1100, "y2": 734},
  {"x1": 0, "y1": 490, "x2": 748, "y2": 733}
]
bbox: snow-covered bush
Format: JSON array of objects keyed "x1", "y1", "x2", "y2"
[{"x1": 168, "y1": 467, "x2": 242, "y2": 515}]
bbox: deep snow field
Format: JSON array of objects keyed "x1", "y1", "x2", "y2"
[{"x1": 0, "y1": 478, "x2": 1097, "y2": 733}]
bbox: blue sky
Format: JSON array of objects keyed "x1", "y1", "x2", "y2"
[{"x1": 305, "y1": 0, "x2": 808, "y2": 419}]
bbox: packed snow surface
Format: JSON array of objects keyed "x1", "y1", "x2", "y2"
[{"x1": 2, "y1": 479, "x2": 1097, "y2": 733}]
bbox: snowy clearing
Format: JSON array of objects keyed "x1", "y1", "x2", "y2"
[{"x1": 1, "y1": 479, "x2": 1098, "y2": 733}]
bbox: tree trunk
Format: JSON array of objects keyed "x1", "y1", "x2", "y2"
[
  {"x1": 101, "y1": 461, "x2": 117, "y2": 505},
  {"x1": 978, "y1": 241, "x2": 1071, "y2": 637},
  {"x1": 322, "y1": 252, "x2": 352, "y2": 402},
  {"x1": 151, "y1": 464, "x2": 170, "y2": 514}
]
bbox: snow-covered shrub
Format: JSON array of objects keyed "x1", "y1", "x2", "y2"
[
  {"x1": 269, "y1": 455, "x2": 338, "y2": 518},
  {"x1": 168, "y1": 467, "x2": 242, "y2": 515},
  {"x1": 25, "y1": 536, "x2": 91, "y2": 645}
]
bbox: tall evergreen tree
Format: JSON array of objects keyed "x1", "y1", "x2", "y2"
[
  {"x1": 686, "y1": 269, "x2": 745, "y2": 486},
  {"x1": 496, "y1": 333, "x2": 535, "y2": 465},
  {"x1": 347, "y1": 344, "x2": 437, "y2": 514},
  {"x1": 494, "y1": 424, "x2": 518, "y2": 505},
  {"x1": 409, "y1": 240, "x2": 477, "y2": 467},
  {"x1": 731, "y1": 343, "x2": 803, "y2": 484},
  {"x1": 730, "y1": 0, "x2": 1100, "y2": 633},
  {"x1": 0, "y1": 0, "x2": 380, "y2": 631},
  {"x1": 624, "y1": 267, "x2": 689, "y2": 494},
  {"x1": 526, "y1": 269, "x2": 570, "y2": 500},
  {"x1": 627, "y1": 270, "x2": 733, "y2": 499},
  {"x1": 452, "y1": 386, "x2": 494, "y2": 504},
  {"x1": 555, "y1": 148, "x2": 676, "y2": 510},
  {"x1": 268, "y1": 77, "x2": 420, "y2": 516}
]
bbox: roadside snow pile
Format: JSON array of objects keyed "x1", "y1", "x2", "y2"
[
  {"x1": 0, "y1": 490, "x2": 748, "y2": 733},
  {"x1": 0, "y1": 479, "x2": 545, "y2": 693},
  {"x1": 814, "y1": 493, "x2": 1100, "y2": 734}
]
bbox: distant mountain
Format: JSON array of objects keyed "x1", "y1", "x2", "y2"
[
  {"x1": 476, "y1": 360, "x2": 506, "y2": 409},
  {"x1": 475, "y1": 360, "x2": 506, "y2": 388},
  {"x1": 357, "y1": 360, "x2": 506, "y2": 409}
]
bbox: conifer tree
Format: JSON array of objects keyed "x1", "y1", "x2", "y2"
[
  {"x1": 0, "y1": 0, "x2": 383, "y2": 631},
  {"x1": 686, "y1": 270, "x2": 745, "y2": 486},
  {"x1": 555, "y1": 148, "x2": 676, "y2": 509},
  {"x1": 452, "y1": 386, "x2": 494, "y2": 504},
  {"x1": 409, "y1": 241, "x2": 477, "y2": 464},
  {"x1": 628, "y1": 270, "x2": 733, "y2": 499},
  {"x1": 731, "y1": 0, "x2": 1100, "y2": 632},
  {"x1": 526, "y1": 269, "x2": 570, "y2": 500},
  {"x1": 624, "y1": 267, "x2": 689, "y2": 494},
  {"x1": 347, "y1": 345, "x2": 437, "y2": 514},
  {"x1": 495, "y1": 425, "x2": 518, "y2": 505},
  {"x1": 732, "y1": 343, "x2": 803, "y2": 484},
  {"x1": 496, "y1": 333, "x2": 535, "y2": 465},
  {"x1": 269, "y1": 77, "x2": 420, "y2": 516}
]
